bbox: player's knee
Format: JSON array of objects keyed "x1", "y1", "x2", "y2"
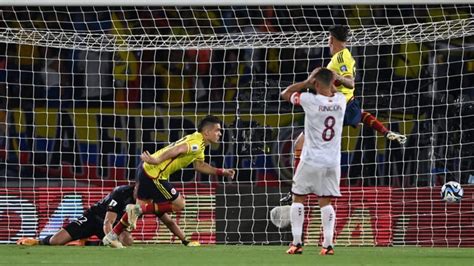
[
  {"x1": 172, "y1": 197, "x2": 185, "y2": 212},
  {"x1": 292, "y1": 195, "x2": 306, "y2": 203},
  {"x1": 318, "y1": 198, "x2": 332, "y2": 208},
  {"x1": 119, "y1": 232, "x2": 134, "y2": 246}
]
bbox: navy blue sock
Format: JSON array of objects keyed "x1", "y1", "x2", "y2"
[{"x1": 40, "y1": 235, "x2": 53, "y2": 245}]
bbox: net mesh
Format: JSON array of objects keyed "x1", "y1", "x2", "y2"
[{"x1": 0, "y1": 5, "x2": 473, "y2": 246}]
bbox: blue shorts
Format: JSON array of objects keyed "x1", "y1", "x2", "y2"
[
  {"x1": 135, "y1": 163, "x2": 180, "y2": 203},
  {"x1": 343, "y1": 98, "x2": 362, "y2": 127}
]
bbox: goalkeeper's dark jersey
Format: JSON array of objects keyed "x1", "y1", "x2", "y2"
[{"x1": 85, "y1": 185, "x2": 135, "y2": 224}]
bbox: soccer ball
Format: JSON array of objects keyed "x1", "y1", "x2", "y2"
[
  {"x1": 441, "y1": 181, "x2": 464, "y2": 202},
  {"x1": 270, "y1": 205, "x2": 291, "y2": 229}
]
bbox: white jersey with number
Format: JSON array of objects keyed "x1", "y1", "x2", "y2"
[{"x1": 291, "y1": 91, "x2": 346, "y2": 167}]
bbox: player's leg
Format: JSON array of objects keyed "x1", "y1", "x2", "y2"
[
  {"x1": 344, "y1": 98, "x2": 388, "y2": 135},
  {"x1": 17, "y1": 216, "x2": 90, "y2": 246},
  {"x1": 16, "y1": 230, "x2": 71, "y2": 246},
  {"x1": 319, "y1": 197, "x2": 335, "y2": 255},
  {"x1": 102, "y1": 168, "x2": 160, "y2": 249},
  {"x1": 287, "y1": 193, "x2": 305, "y2": 254},
  {"x1": 280, "y1": 132, "x2": 305, "y2": 204},
  {"x1": 361, "y1": 111, "x2": 407, "y2": 144},
  {"x1": 359, "y1": 106, "x2": 407, "y2": 145},
  {"x1": 286, "y1": 160, "x2": 314, "y2": 255},
  {"x1": 48, "y1": 229, "x2": 74, "y2": 245},
  {"x1": 126, "y1": 180, "x2": 181, "y2": 228},
  {"x1": 343, "y1": 98, "x2": 405, "y2": 144},
  {"x1": 316, "y1": 166, "x2": 341, "y2": 255},
  {"x1": 118, "y1": 231, "x2": 134, "y2": 246},
  {"x1": 109, "y1": 169, "x2": 180, "y2": 243}
]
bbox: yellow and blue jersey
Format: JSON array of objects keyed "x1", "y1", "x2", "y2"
[
  {"x1": 143, "y1": 131, "x2": 206, "y2": 181},
  {"x1": 326, "y1": 48, "x2": 356, "y2": 102}
]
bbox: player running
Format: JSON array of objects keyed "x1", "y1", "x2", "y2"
[
  {"x1": 281, "y1": 67, "x2": 345, "y2": 255},
  {"x1": 103, "y1": 115, "x2": 235, "y2": 248},
  {"x1": 16, "y1": 184, "x2": 197, "y2": 247}
]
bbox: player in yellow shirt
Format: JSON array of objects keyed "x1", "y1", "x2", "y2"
[
  {"x1": 103, "y1": 115, "x2": 235, "y2": 248},
  {"x1": 281, "y1": 25, "x2": 407, "y2": 207}
]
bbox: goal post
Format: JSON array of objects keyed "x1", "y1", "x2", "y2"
[{"x1": 0, "y1": 4, "x2": 473, "y2": 246}]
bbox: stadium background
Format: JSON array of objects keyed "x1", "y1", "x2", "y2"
[{"x1": 0, "y1": 5, "x2": 473, "y2": 246}]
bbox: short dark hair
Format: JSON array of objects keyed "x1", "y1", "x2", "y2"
[
  {"x1": 198, "y1": 115, "x2": 221, "y2": 132},
  {"x1": 314, "y1": 68, "x2": 334, "y2": 87},
  {"x1": 328, "y1": 25, "x2": 350, "y2": 42}
]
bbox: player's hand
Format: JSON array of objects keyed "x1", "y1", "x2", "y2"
[
  {"x1": 223, "y1": 169, "x2": 235, "y2": 179},
  {"x1": 331, "y1": 70, "x2": 343, "y2": 86},
  {"x1": 305, "y1": 67, "x2": 321, "y2": 88},
  {"x1": 140, "y1": 151, "x2": 159, "y2": 165}
]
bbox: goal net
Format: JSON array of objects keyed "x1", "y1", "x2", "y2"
[{"x1": 0, "y1": 4, "x2": 473, "y2": 247}]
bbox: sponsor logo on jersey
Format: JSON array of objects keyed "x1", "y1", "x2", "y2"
[{"x1": 191, "y1": 144, "x2": 199, "y2": 152}]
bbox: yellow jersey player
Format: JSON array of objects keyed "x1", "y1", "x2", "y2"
[
  {"x1": 103, "y1": 115, "x2": 235, "y2": 248},
  {"x1": 280, "y1": 25, "x2": 407, "y2": 205}
]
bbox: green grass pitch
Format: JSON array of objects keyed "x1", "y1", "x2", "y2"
[{"x1": 1, "y1": 245, "x2": 473, "y2": 266}]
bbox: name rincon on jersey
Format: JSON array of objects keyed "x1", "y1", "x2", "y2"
[{"x1": 319, "y1": 105, "x2": 343, "y2": 112}]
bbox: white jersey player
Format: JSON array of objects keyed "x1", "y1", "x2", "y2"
[{"x1": 281, "y1": 67, "x2": 346, "y2": 256}]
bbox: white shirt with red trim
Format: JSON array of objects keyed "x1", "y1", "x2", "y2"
[{"x1": 290, "y1": 91, "x2": 347, "y2": 167}]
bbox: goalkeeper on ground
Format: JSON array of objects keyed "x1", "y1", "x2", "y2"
[{"x1": 16, "y1": 184, "x2": 195, "y2": 247}]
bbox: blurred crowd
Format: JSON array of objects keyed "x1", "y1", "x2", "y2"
[
  {"x1": 0, "y1": 5, "x2": 472, "y2": 111},
  {"x1": 0, "y1": 5, "x2": 473, "y2": 185}
]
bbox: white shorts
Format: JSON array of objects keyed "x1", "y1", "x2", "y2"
[{"x1": 291, "y1": 160, "x2": 341, "y2": 197}]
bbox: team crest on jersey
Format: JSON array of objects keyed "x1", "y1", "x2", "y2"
[
  {"x1": 171, "y1": 188, "x2": 177, "y2": 195},
  {"x1": 340, "y1": 65, "x2": 348, "y2": 72},
  {"x1": 191, "y1": 144, "x2": 199, "y2": 151}
]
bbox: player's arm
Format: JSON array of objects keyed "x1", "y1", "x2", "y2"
[
  {"x1": 281, "y1": 68, "x2": 319, "y2": 102},
  {"x1": 103, "y1": 211, "x2": 118, "y2": 235},
  {"x1": 281, "y1": 80, "x2": 311, "y2": 102},
  {"x1": 140, "y1": 143, "x2": 188, "y2": 165},
  {"x1": 193, "y1": 160, "x2": 235, "y2": 178},
  {"x1": 333, "y1": 72, "x2": 354, "y2": 89}
]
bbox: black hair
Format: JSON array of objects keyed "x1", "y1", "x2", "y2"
[
  {"x1": 198, "y1": 115, "x2": 221, "y2": 132},
  {"x1": 328, "y1": 25, "x2": 350, "y2": 42},
  {"x1": 314, "y1": 68, "x2": 334, "y2": 87}
]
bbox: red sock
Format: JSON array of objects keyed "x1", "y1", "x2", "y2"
[
  {"x1": 112, "y1": 213, "x2": 128, "y2": 235},
  {"x1": 140, "y1": 203, "x2": 156, "y2": 214},
  {"x1": 155, "y1": 202, "x2": 173, "y2": 214},
  {"x1": 140, "y1": 202, "x2": 173, "y2": 214},
  {"x1": 362, "y1": 111, "x2": 389, "y2": 135}
]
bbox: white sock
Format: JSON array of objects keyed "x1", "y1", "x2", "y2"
[
  {"x1": 320, "y1": 204, "x2": 335, "y2": 248},
  {"x1": 290, "y1": 202, "x2": 304, "y2": 245}
]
